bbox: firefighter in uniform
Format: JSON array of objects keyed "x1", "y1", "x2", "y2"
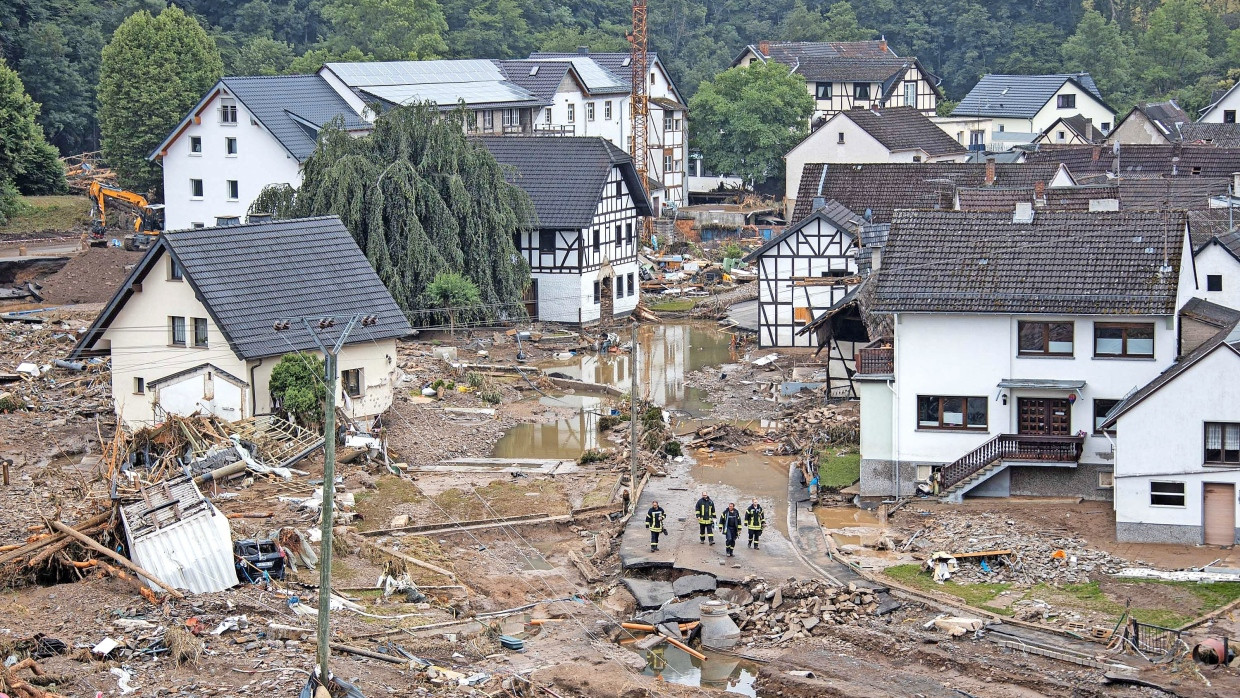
[
  {"x1": 744, "y1": 498, "x2": 765, "y2": 549},
  {"x1": 694, "y1": 492, "x2": 716, "y2": 545},
  {"x1": 719, "y1": 502, "x2": 742, "y2": 557},
  {"x1": 645, "y1": 500, "x2": 666, "y2": 551}
]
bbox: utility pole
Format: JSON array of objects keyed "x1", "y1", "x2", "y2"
[
  {"x1": 629, "y1": 323, "x2": 639, "y2": 512},
  {"x1": 275, "y1": 313, "x2": 378, "y2": 688}
]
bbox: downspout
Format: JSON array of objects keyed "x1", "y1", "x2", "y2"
[
  {"x1": 889, "y1": 312, "x2": 900, "y2": 496},
  {"x1": 250, "y1": 357, "x2": 264, "y2": 417}
]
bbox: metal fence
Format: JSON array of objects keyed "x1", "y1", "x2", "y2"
[{"x1": 1124, "y1": 618, "x2": 1182, "y2": 658}]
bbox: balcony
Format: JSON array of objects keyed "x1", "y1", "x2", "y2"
[
  {"x1": 533, "y1": 124, "x2": 575, "y2": 136},
  {"x1": 941, "y1": 433, "x2": 1085, "y2": 492},
  {"x1": 854, "y1": 338, "x2": 893, "y2": 376}
]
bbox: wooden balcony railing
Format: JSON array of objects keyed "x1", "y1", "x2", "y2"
[
  {"x1": 941, "y1": 433, "x2": 1085, "y2": 491},
  {"x1": 854, "y1": 338, "x2": 893, "y2": 375}
]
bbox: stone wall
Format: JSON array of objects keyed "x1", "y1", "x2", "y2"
[
  {"x1": 859, "y1": 458, "x2": 919, "y2": 498},
  {"x1": 1115, "y1": 521, "x2": 1221, "y2": 545},
  {"x1": 1008, "y1": 463, "x2": 1113, "y2": 502}
]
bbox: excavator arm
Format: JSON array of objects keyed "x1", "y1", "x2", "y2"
[{"x1": 87, "y1": 182, "x2": 165, "y2": 249}]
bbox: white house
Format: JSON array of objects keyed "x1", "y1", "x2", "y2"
[
  {"x1": 1034, "y1": 114, "x2": 1106, "y2": 145},
  {"x1": 951, "y1": 74, "x2": 1115, "y2": 148},
  {"x1": 854, "y1": 209, "x2": 1194, "y2": 503},
  {"x1": 70, "y1": 217, "x2": 412, "y2": 428},
  {"x1": 1104, "y1": 317, "x2": 1240, "y2": 545},
  {"x1": 480, "y1": 136, "x2": 652, "y2": 326},
  {"x1": 149, "y1": 75, "x2": 370, "y2": 231},
  {"x1": 733, "y1": 40, "x2": 941, "y2": 124},
  {"x1": 784, "y1": 107, "x2": 968, "y2": 213},
  {"x1": 1198, "y1": 83, "x2": 1240, "y2": 123}
]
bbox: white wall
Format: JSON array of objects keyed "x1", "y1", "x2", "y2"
[
  {"x1": 891, "y1": 313, "x2": 1177, "y2": 466},
  {"x1": 100, "y1": 251, "x2": 250, "y2": 428},
  {"x1": 931, "y1": 116, "x2": 993, "y2": 151},
  {"x1": 1026, "y1": 84, "x2": 1115, "y2": 138},
  {"x1": 248, "y1": 338, "x2": 399, "y2": 422},
  {"x1": 1108, "y1": 112, "x2": 1174, "y2": 145},
  {"x1": 162, "y1": 90, "x2": 304, "y2": 231},
  {"x1": 154, "y1": 366, "x2": 246, "y2": 422},
  {"x1": 1200, "y1": 88, "x2": 1240, "y2": 123},
  {"x1": 1113, "y1": 347, "x2": 1240, "y2": 535},
  {"x1": 858, "y1": 378, "x2": 894, "y2": 461},
  {"x1": 1194, "y1": 243, "x2": 1240, "y2": 310}
]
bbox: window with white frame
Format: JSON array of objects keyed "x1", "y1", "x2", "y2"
[
  {"x1": 545, "y1": 108, "x2": 552, "y2": 124},
  {"x1": 1098, "y1": 471, "x2": 1113, "y2": 488},
  {"x1": 1150, "y1": 481, "x2": 1185, "y2": 507},
  {"x1": 190, "y1": 136, "x2": 202, "y2": 154},
  {"x1": 190, "y1": 179, "x2": 204, "y2": 198},
  {"x1": 664, "y1": 154, "x2": 673, "y2": 173},
  {"x1": 587, "y1": 102, "x2": 595, "y2": 121},
  {"x1": 567, "y1": 104, "x2": 575, "y2": 122},
  {"x1": 627, "y1": 272, "x2": 635, "y2": 296},
  {"x1": 220, "y1": 98, "x2": 238, "y2": 124},
  {"x1": 1205, "y1": 422, "x2": 1240, "y2": 464},
  {"x1": 483, "y1": 111, "x2": 494, "y2": 130},
  {"x1": 605, "y1": 101, "x2": 613, "y2": 120},
  {"x1": 225, "y1": 137, "x2": 237, "y2": 155},
  {"x1": 226, "y1": 180, "x2": 239, "y2": 200}
]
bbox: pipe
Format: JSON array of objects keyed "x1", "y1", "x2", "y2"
[{"x1": 249, "y1": 357, "x2": 264, "y2": 418}]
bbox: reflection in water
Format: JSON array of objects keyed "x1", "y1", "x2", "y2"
[
  {"x1": 491, "y1": 395, "x2": 603, "y2": 459},
  {"x1": 690, "y1": 449, "x2": 793, "y2": 536},
  {"x1": 635, "y1": 645, "x2": 759, "y2": 696}
]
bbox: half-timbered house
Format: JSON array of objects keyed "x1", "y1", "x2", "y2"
[
  {"x1": 732, "y1": 40, "x2": 940, "y2": 124},
  {"x1": 479, "y1": 136, "x2": 653, "y2": 326}
]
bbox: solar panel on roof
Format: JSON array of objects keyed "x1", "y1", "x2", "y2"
[
  {"x1": 326, "y1": 59, "x2": 504, "y2": 87},
  {"x1": 361, "y1": 81, "x2": 536, "y2": 106}
]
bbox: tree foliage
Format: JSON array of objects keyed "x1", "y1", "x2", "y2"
[
  {"x1": 269, "y1": 353, "x2": 327, "y2": 428},
  {"x1": 0, "y1": 58, "x2": 66, "y2": 203},
  {"x1": 251, "y1": 104, "x2": 533, "y2": 324},
  {"x1": 689, "y1": 60, "x2": 814, "y2": 188},
  {"x1": 318, "y1": 0, "x2": 449, "y2": 60},
  {"x1": 426, "y1": 271, "x2": 483, "y2": 332},
  {"x1": 98, "y1": 6, "x2": 222, "y2": 195}
]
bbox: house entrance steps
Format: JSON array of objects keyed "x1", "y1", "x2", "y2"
[{"x1": 939, "y1": 434, "x2": 1085, "y2": 503}]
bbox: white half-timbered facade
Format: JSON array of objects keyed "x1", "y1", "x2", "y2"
[
  {"x1": 482, "y1": 136, "x2": 653, "y2": 326},
  {"x1": 743, "y1": 202, "x2": 864, "y2": 349}
]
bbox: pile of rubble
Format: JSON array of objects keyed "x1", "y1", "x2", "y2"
[
  {"x1": 729, "y1": 577, "x2": 892, "y2": 647},
  {"x1": 772, "y1": 402, "x2": 860, "y2": 448},
  {"x1": 909, "y1": 511, "x2": 1132, "y2": 586},
  {"x1": 0, "y1": 312, "x2": 109, "y2": 417}
]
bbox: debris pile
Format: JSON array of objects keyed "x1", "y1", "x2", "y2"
[
  {"x1": 681, "y1": 423, "x2": 758, "y2": 453},
  {"x1": 908, "y1": 511, "x2": 1132, "y2": 585},
  {"x1": 731, "y1": 578, "x2": 889, "y2": 646},
  {"x1": 0, "y1": 312, "x2": 109, "y2": 417}
]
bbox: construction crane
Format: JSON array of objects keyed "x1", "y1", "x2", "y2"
[
  {"x1": 629, "y1": 0, "x2": 655, "y2": 244},
  {"x1": 87, "y1": 181, "x2": 165, "y2": 251}
]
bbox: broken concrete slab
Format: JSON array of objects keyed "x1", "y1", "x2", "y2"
[
  {"x1": 657, "y1": 622, "x2": 682, "y2": 640},
  {"x1": 715, "y1": 586, "x2": 753, "y2": 606},
  {"x1": 672, "y1": 573, "x2": 717, "y2": 596},
  {"x1": 622, "y1": 579, "x2": 674, "y2": 610},
  {"x1": 637, "y1": 596, "x2": 706, "y2": 625},
  {"x1": 931, "y1": 616, "x2": 983, "y2": 637}
]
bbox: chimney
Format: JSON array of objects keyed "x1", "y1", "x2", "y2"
[
  {"x1": 758, "y1": 40, "x2": 770, "y2": 56},
  {"x1": 1091, "y1": 145, "x2": 1101, "y2": 162},
  {"x1": 1033, "y1": 180, "x2": 1045, "y2": 201},
  {"x1": 1012, "y1": 201, "x2": 1034, "y2": 224},
  {"x1": 577, "y1": 45, "x2": 589, "y2": 55},
  {"x1": 984, "y1": 156, "x2": 996, "y2": 186},
  {"x1": 878, "y1": 36, "x2": 888, "y2": 53},
  {"x1": 871, "y1": 247, "x2": 882, "y2": 272}
]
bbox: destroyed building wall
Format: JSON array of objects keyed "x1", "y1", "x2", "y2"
[
  {"x1": 248, "y1": 337, "x2": 400, "y2": 422},
  {"x1": 103, "y1": 251, "x2": 250, "y2": 428}
]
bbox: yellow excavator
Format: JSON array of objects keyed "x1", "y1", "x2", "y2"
[{"x1": 87, "y1": 182, "x2": 165, "y2": 251}]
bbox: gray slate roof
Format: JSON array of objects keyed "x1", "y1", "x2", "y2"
[
  {"x1": 72, "y1": 217, "x2": 412, "y2": 361},
  {"x1": 1180, "y1": 297, "x2": 1240, "y2": 329},
  {"x1": 742, "y1": 200, "x2": 863, "y2": 262},
  {"x1": 1187, "y1": 208, "x2": 1240, "y2": 254},
  {"x1": 952, "y1": 74, "x2": 1108, "y2": 119},
  {"x1": 838, "y1": 107, "x2": 967, "y2": 156},
  {"x1": 477, "y1": 137, "x2": 653, "y2": 229},
  {"x1": 737, "y1": 41, "x2": 940, "y2": 95},
  {"x1": 1120, "y1": 101, "x2": 1188, "y2": 137},
  {"x1": 496, "y1": 60, "x2": 574, "y2": 104},
  {"x1": 873, "y1": 210, "x2": 1186, "y2": 315},
  {"x1": 528, "y1": 51, "x2": 665, "y2": 95},
  {"x1": 1023, "y1": 143, "x2": 1240, "y2": 178},
  {"x1": 1177, "y1": 122, "x2": 1240, "y2": 147},
  {"x1": 152, "y1": 76, "x2": 368, "y2": 162}
]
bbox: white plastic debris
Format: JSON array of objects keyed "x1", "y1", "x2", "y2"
[
  {"x1": 15, "y1": 363, "x2": 40, "y2": 376},
  {"x1": 92, "y1": 638, "x2": 119, "y2": 656},
  {"x1": 210, "y1": 615, "x2": 249, "y2": 635},
  {"x1": 111, "y1": 667, "x2": 136, "y2": 694}
]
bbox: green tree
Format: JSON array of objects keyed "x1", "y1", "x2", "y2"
[
  {"x1": 268, "y1": 353, "x2": 328, "y2": 428},
  {"x1": 0, "y1": 58, "x2": 66, "y2": 198},
  {"x1": 98, "y1": 6, "x2": 223, "y2": 196},
  {"x1": 1137, "y1": 0, "x2": 1215, "y2": 96},
  {"x1": 689, "y1": 60, "x2": 814, "y2": 188},
  {"x1": 251, "y1": 105, "x2": 533, "y2": 323},
  {"x1": 225, "y1": 36, "x2": 297, "y2": 76},
  {"x1": 779, "y1": 1, "x2": 874, "y2": 43},
  {"x1": 535, "y1": 24, "x2": 629, "y2": 53},
  {"x1": 1062, "y1": 6, "x2": 1132, "y2": 107},
  {"x1": 318, "y1": 0, "x2": 449, "y2": 60},
  {"x1": 426, "y1": 271, "x2": 482, "y2": 334},
  {"x1": 16, "y1": 22, "x2": 93, "y2": 155},
  {"x1": 450, "y1": 0, "x2": 533, "y2": 58}
]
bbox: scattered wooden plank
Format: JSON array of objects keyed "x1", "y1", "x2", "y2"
[
  {"x1": 949, "y1": 549, "x2": 1012, "y2": 560},
  {"x1": 49, "y1": 520, "x2": 184, "y2": 599},
  {"x1": 568, "y1": 550, "x2": 603, "y2": 583},
  {"x1": 366, "y1": 541, "x2": 456, "y2": 581}
]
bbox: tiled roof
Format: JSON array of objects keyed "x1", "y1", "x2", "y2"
[
  {"x1": 856, "y1": 222, "x2": 890, "y2": 276},
  {"x1": 528, "y1": 51, "x2": 664, "y2": 94},
  {"x1": 952, "y1": 74, "x2": 1107, "y2": 119},
  {"x1": 739, "y1": 41, "x2": 938, "y2": 89},
  {"x1": 1130, "y1": 101, "x2": 1189, "y2": 136},
  {"x1": 742, "y1": 199, "x2": 863, "y2": 262},
  {"x1": 496, "y1": 60, "x2": 573, "y2": 105},
  {"x1": 1180, "y1": 297, "x2": 1240, "y2": 328},
  {"x1": 1047, "y1": 114, "x2": 1106, "y2": 143},
  {"x1": 477, "y1": 136, "x2": 653, "y2": 229},
  {"x1": 1186, "y1": 208, "x2": 1240, "y2": 249},
  {"x1": 1043, "y1": 184, "x2": 1118, "y2": 210},
  {"x1": 1023, "y1": 143, "x2": 1240, "y2": 178},
  {"x1": 873, "y1": 210, "x2": 1186, "y2": 315},
  {"x1": 1102, "y1": 313, "x2": 1240, "y2": 428},
  {"x1": 1115, "y1": 177, "x2": 1228, "y2": 211},
  {"x1": 73, "y1": 217, "x2": 412, "y2": 361},
  {"x1": 838, "y1": 107, "x2": 967, "y2": 156},
  {"x1": 792, "y1": 162, "x2": 1065, "y2": 222},
  {"x1": 957, "y1": 186, "x2": 1035, "y2": 212},
  {"x1": 1176, "y1": 122, "x2": 1240, "y2": 147}
]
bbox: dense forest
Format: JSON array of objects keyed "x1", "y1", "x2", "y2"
[{"x1": 2, "y1": 0, "x2": 1240, "y2": 157}]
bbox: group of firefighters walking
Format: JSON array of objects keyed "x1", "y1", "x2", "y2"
[{"x1": 643, "y1": 492, "x2": 765, "y2": 557}]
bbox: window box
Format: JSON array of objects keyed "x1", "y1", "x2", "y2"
[
  {"x1": 1150, "y1": 481, "x2": 1185, "y2": 507},
  {"x1": 1205, "y1": 422, "x2": 1240, "y2": 464},
  {"x1": 1018, "y1": 321, "x2": 1074, "y2": 356},
  {"x1": 917, "y1": 395, "x2": 988, "y2": 430},
  {"x1": 1094, "y1": 322, "x2": 1154, "y2": 358}
]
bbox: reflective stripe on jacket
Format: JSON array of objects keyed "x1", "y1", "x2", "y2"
[
  {"x1": 695, "y1": 497, "x2": 715, "y2": 524},
  {"x1": 645, "y1": 507, "x2": 665, "y2": 532},
  {"x1": 718, "y1": 509, "x2": 741, "y2": 536},
  {"x1": 745, "y1": 506, "x2": 764, "y2": 530}
]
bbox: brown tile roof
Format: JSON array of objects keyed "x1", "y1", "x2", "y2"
[
  {"x1": 873, "y1": 210, "x2": 1187, "y2": 315},
  {"x1": 1024, "y1": 143, "x2": 1240, "y2": 178},
  {"x1": 748, "y1": 42, "x2": 940, "y2": 93},
  {"x1": 1186, "y1": 208, "x2": 1240, "y2": 250},
  {"x1": 1180, "y1": 297, "x2": 1240, "y2": 329},
  {"x1": 839, "y1": 107, "x2": 967, "y2": 157},
  {"x1": 1046, "y1": 114, "x2": 1106, "y2": 143},
  {"x1": 1043, "y1": 185, "x2": 1118, "y2": 210},
  {"x1": 1115, "y1": 177, "x2": 1228, "y2": 211},
  {"x1": 957, "y1": 187, "x2": 1035, "y2": 212},
  {"x1": 1177, "y1": 122, "x2": 1240, "y2": 147},
  {"x1": 793, "y1": 162, "x2": 1065, "y2": 222}
]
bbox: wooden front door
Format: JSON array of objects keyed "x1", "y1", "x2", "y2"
[
  {"x1": 1017, "y1": 398, "x2": 1071, "y2": 436},
  {"x1": 1203, "y1": 483, "x2": 1236, "y2": 547}
]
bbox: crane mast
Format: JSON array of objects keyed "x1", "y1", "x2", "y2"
[{"x1": 629, "y1": 0, "x2": 654, "y2": 243}]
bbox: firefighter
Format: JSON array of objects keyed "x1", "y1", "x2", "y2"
[
  {"x1": 744, "y1": 498, "x2": 765, "y2": 549},
  {"x1": 645, "y1": 500, "x2": 666, "y2": 552},
  {"x1": 694, "y1": 492, "x2": 716, "y2": 545},
  {"x1": 718, "y1": 502, "x2": 742, "y2": 557}
]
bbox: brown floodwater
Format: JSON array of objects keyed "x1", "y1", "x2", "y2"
[{"x1": 689, "y1": 447, "x2": 793, "y2": 537}]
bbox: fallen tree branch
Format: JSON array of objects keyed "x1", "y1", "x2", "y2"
[{"x1": 48, "y1": 520, "x2": 184, "y2": 599}]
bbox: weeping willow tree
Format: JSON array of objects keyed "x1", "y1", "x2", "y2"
[{"x1": 250, "y1": 104, "x2": 534, "y2": 325}]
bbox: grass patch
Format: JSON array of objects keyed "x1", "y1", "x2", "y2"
[
  {"x1": 883, "y1": 563, "x2": 1014, "y2": 614},
  {"x1": 433, "y1": 478, "x2": 570, "y2": 521},
  {"x1": 353, "y1": 475, "x2": 426, "y2": 532},
  {"x1": 580, "y1": 474, "x2": 622, "y2": 509},
  {"x1": 0, "y1": 195, "x2": 90, "y2": 234},
  {"x1": 818, "y1": 446, "x2": 861, "y2": 488},
  {"x1": 648, "y1": 298, "x2": 697, "y2": 312}
]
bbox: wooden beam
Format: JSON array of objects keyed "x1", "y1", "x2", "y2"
[{"x1": 48, "y1": 520, "x2": 184, "y2": 599}]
